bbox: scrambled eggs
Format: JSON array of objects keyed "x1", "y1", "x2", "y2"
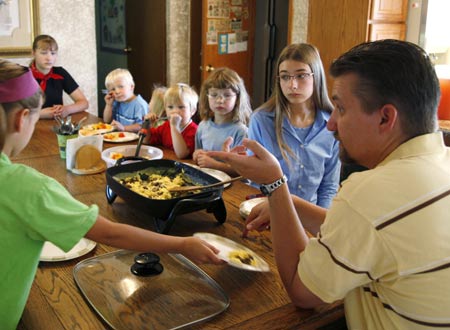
[{"x1": 119, "y1": 172, "x2": 189, "y2": 199}]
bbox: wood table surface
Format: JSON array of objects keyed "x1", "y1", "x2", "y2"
[{"x1": 14, "y1": 112, "x2": 345, "y2": 330}]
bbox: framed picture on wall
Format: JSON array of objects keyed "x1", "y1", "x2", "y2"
[
  {"x1": 0, "y1": 0, "x2": 40, "y2": 57},
  {"x1": 99, "y1": 0, "x2": 126, "y2": 53}
]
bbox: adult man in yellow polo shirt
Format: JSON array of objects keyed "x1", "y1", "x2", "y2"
[{"x1": 209, "y1": 39, "x2": 450, "y2": 329}]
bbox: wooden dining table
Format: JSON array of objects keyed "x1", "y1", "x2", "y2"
[{"x1": 14, "y1": 112, "x2": 345, "y2": 330}]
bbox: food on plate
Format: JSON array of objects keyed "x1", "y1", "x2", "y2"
[
  {"x1": 109, "y1": 152, "x2": 124, "y2": 160},
  {"x1": 103, "y1": 132, "x2": 126, "y2": 140},
  {"x1": 79, "y1": 122, "x2": 113, "y2": 136},
  {"x1": 89, "y1": 122, "x2": 112, "y2": 130},
  {"x1": 116, "y1": 172, "x2": 199, "y2": 199},
  {"x1": 228, "y1": 250, "x2": 257, "y2": 266}
]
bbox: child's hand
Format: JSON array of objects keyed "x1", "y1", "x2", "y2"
[
  {"x1": 169, "y1": 114, "x2": 183, "y2": 132},
  {"x1": 104, "y1": 91, "x2": 114, "y2": 105},
  {"x1": 145, "y1": 112, "x2": 158, "y2": 122},
  {"x1": 51, "y1": 105, "x2": 64, "y2": 117},
  {"x1": 181, "y1": 237, "x2": 224, "y2": 264},
  {"x1": 222, "y1": 136, "x2": 234, "y2": 152},
  {"x1": 193, "y1": 149, "x2": 205, "y2": 163},
  {"x1": 195, "y1": 152, "x2": 217, "y2": 168},
  {"x1": 111, "y1": 120, "x2": 124, "y2": 131}
]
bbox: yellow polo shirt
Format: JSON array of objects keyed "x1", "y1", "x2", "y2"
[{"x1": 299, "y1": 132, "x2": 450, "y2": 329}]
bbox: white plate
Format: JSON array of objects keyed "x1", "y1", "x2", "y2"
[
  {"x1": 194, "y1": 232, "x2": 270, "y2": 272},
  {"x1": 79, "y1": 123, "x2": 114, "y2": 136},
  {"x1": 239, "y1": 197, "x2": 267, "y2": 218},
  {"x1": 40, "y1": 238, "x2": 96, "y2": 262},
  {"x1": 187, "y1": 165, "x2": 233, "y2": 188},
  {"x1": 103, "y1": 132, "x2": 139, "y2": 143},
  {"x1": 102, "y1": 145, "x2": 164, "y2": 167}
]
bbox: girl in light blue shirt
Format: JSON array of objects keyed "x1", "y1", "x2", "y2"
[
  {"x1": 194, "y1": 67, "x2": 252, "y2": 175},
  {"x1": 248, "y1": 44, "x2": 340, "y2": 208}
]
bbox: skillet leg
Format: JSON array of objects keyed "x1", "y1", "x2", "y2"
[
  {"x1": 209, "y1": 198, "x2": 227, "y2": 224},
  {"x1": 154, "y1": 216, "x2": 173, "y2": 235},
  {"x1": 105, "y1": 186, "x2": 117, "y2": 204}
]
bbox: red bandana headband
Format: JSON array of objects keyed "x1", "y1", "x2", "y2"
[{"x1": 0, "y1": 69, "x2": 40, "y2": 103}]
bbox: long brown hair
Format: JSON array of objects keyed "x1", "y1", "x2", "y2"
[{"x1": 256, "y1": 43, "x2": 333, "y2": 163}]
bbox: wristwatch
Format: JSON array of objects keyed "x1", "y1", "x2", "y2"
[{"x1": 260, "y1": 175, "x2": 288, "y2": 196}]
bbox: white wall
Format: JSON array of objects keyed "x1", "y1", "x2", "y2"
[{"x1": 290, "y1": 0, "x2": 309, "y2": 43}]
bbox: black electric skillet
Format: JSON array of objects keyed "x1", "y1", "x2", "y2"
[{"x1": 105, "y1": 158, "x2": 227, "y2": 233}]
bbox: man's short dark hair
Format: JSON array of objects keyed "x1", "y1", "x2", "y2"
[{"x1": 330, "y1": 39, "x2": 440, "y2": 137}]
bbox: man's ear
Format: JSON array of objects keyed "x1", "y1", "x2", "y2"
[{"x1": 378, "y1": 104, "x2": 398, "y2": 131}]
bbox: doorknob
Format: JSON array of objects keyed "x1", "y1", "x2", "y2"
[
  {"x1": 205, "y1": 64, "x2": 215, "y2": 72},
  {"x1": 124, "y1": 47, "x2": 133, "y2": 53}
]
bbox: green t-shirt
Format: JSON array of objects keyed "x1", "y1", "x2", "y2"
[{"x1": 0, "y1": 153, "x2": 98, "y2": 330}]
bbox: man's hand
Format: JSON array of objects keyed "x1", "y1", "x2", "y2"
[{"x1": 208, "y1": 139, "x2": 283, "y2": 185}]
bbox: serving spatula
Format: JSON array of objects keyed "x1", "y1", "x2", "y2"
[{"x1": 169, "y1": 176, "x2": 243, "y2": 192}]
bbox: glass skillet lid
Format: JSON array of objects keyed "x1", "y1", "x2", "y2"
[{"x1": 73, "y1": 250, "x2": 229, "y2": 330}]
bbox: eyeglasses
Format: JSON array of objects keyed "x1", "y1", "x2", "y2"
[
  {"x1": 207, "y1": 93, "x2": 237, "y2": 101},
  {"x1": 278, "y1": 72, "x2": 314, "y2": 83}
]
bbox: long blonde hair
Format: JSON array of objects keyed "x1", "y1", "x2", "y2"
[
  {"x1": 149, "y1": 85, "x2": 167, "y2": 117},
  {"x1": 256, "y1": 43, "x2": 333, "y2": 163}
]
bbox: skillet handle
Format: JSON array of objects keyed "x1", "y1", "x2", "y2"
[{"x1": 114, "y1": 156, "x2": 148, "y2": 166}]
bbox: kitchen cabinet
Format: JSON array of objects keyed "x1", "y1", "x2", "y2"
[{"x1": 307, "y1": 0, "x2": 408, "y2": 93}]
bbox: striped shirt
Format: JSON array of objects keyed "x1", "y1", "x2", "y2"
[{"x1": 299, "y1": 132, "x2": 450, "y2": 329}]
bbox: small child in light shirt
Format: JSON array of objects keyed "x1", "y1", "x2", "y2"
[{"x1": 103, "y1": 68, "x2": 148, "y2": 132}]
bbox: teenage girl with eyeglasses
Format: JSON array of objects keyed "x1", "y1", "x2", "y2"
[
  {"x1": 248, "y1": 43, "x2": 340, "y2": 208},
  {"x1": 193, "y1": 67, "x2": 252, "y2": 175},
  {"x1": 30, "y1": 34, "x2": 89, "y2": 119}
]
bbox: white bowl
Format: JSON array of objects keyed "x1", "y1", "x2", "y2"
[{"x1": 102, "y1": 145, "x2": 163, "y2": 167}]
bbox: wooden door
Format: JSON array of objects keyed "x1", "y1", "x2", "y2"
[
  {"x1": 307, "y1": 0, "x2": 370, "y2": 95},
  {"x1": 370, "y1": 0, "x2": 408, "y2": 21},
  {"x1": 126, "y1": 0, "x2": 166, "y2": 102},
  {"x1": 369, "y1": 23, "x2": 406, "y2": 40},
  {"x1": 200, "y1": 0, "x2": 255, "y2": 95}
]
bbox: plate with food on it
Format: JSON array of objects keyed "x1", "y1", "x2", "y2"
[
  {"x1": 79, "y1": 122, "x2": 114, "y2": 136},
  {"x1": 103, "y1": 131, "x2": 139, "y2": 143},
  {"x1": 193, "y1": 232, "x2": 270, "y2": 272},
  {"x1": 101, "y1": 145, "x2": 164, "y2": 167}
]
